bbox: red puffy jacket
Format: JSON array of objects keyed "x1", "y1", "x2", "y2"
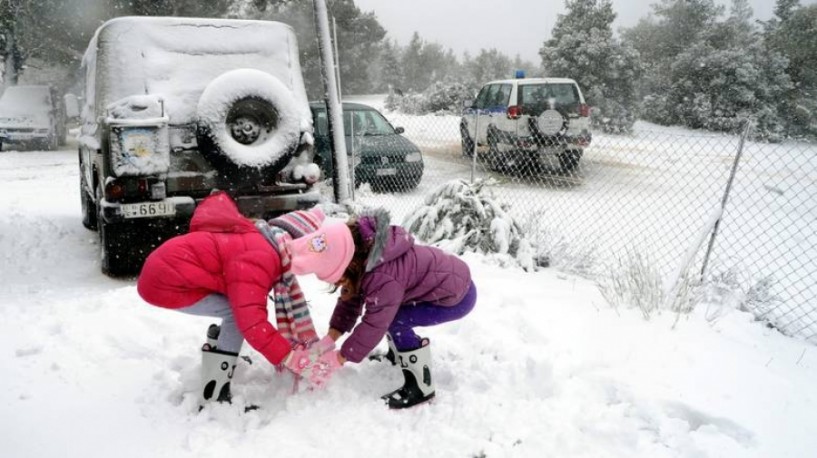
[{"x1": 137, "y1": 192, "x2": 291, "y2": 364}]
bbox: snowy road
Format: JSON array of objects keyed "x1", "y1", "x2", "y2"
[{"x1": 2, "y1": 144, "x2": 817, "y2": 458}]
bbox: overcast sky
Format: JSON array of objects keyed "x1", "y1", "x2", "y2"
[{"x1": 353, "y1": 0, "x2": 816, "y2": 63}]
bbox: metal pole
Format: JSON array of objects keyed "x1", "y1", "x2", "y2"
[
  {"x1": 332, "y1": 16, "x2": 354, "y2": 200},
  {"x1": 700, "y1": 121, "x2": 751, "y2": 279},
  {"x1": 470, "y1": 112, "x2": 479, "y2": 183},
  {"x1": 332, "y1": 17, "x2": 342, "y2": 104},
  {"x1": 312, "y1": 0, "x2": 350, "y2": 203}
]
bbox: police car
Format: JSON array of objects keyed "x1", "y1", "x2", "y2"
[{"x1": 460, "y1": 72, "x2": 592, "y2": 173}]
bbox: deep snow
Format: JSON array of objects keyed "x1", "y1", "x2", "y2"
[{"x1": 1, "y1": 142, "x2": 816, "y2": 458}]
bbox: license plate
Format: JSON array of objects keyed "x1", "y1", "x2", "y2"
[
  {"x1": 376, "y1": 168, "x2": 397, "y2": 176},
  {"x1": 121, "y1": 201, "x2": 176, "y2": 219}
]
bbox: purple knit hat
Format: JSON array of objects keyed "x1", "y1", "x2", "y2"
[{"x1": 269, "y1": 207, "x2": 326, "y2": 239}]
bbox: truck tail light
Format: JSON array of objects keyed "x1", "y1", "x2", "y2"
[
  {"x1": 105, "y1": 180, "x2": 125, "y2": 202},
  {"x1": 579, "y1": 103, "x2": 591, "y2": 117},
  {"x1": 507, "y1": 105, "x2": 521, "y2": 120}
]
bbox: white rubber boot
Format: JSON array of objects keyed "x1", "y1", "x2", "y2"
[
  {"x1": 384, "y1": 333, "x2": 398, "y2": 365},
  {"x1": 198, "y1": 345, "x2": 238, "y2": 410},
  {"x1": 382, "y1": 339, "x2": 435, "y2": 409},
  {"x1": 368, "y1": 333, "x2": 398, "y2": 365}
]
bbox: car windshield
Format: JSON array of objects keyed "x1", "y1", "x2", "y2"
[
  {"x1": 0, "y1": 86, "x2": 51, "y2": 113},
  {"x1": 313, "y1": 107, "x2": 396, "y2": 136},
  {"x1": 518, "y1": 83, "x2": 580, "y2": 114}
]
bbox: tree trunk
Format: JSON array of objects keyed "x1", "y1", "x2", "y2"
[{"x1": 3, "y1": 21, "x2": 18, "y2": 88}]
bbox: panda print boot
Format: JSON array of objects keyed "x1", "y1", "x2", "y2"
[{"x1": 382, "y1": 339, "x2": 435, "y2": 409}]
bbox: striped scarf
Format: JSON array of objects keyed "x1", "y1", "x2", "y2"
[{"x1": 256, "y1": 221, "x2": 319, "y2": 346}]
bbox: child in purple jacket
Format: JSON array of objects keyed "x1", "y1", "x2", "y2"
[{"x1": 292, "y1": 208, "x2": 476, "y2": 408}]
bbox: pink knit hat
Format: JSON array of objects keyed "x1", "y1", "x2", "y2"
[
  {"x1": 286, "y1": 222, "x2": 354, "y2": 283},
  {"x1": 269, "y1": 207, "x2": 326, "y2": 239}
]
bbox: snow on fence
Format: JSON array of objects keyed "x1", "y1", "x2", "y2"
[{"x1": 341, "y1": 98, "x2": 817, "y2": 345}]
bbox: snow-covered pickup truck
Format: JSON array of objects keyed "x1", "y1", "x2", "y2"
[
  {"x1": 74, "y1": 16, "x2": 322, "y2": 276},
  {"x1": 0, "y1": 85, "x2": 67, "y2": 151}
]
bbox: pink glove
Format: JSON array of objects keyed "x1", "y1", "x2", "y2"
[
  {"x1": 311, "y1": 335, "x2": 336, "y2": 355},
  {"x1": 306, "y1": 350, "x2": 343, "y2": 387},
  {"x1": 282, "y1": 347, "x2": 318, "y2": 376},
  {"x1": 281, "y1": 335, "x2": 335, "y2": 373}
]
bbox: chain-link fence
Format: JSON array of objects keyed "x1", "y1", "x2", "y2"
[{"x1": 337, "y1": 97, "x2": 816, "y2": 344}]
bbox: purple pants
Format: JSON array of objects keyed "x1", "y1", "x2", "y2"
[{"x1": 388, "y1": 281, "x2": 477, "y2": 351}]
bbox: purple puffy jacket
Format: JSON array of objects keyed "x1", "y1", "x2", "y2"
[{"x1": 330, "y1": 212, "x2": 471, "y2": 363}]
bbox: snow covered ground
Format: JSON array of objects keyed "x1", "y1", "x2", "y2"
[{"x1": 2, "y1": 139, "x2": 817, "y2": 457}]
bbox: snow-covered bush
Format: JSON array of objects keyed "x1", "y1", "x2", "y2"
[
  {"x1": 403, "y1": 179, "x2": 535, "y2": 270},
  {"x1": 596, "y1": 246, "x2": 697, "y2": 319},
  {"x1": 384, "y1": 81, "x2": 474, "y2": 115},
  {"x1": 699, "y1": 268, "x2": 782, "y2": 325},
  {"x1": 520, "y1": 211, "x2": 599, "y2": 277}
]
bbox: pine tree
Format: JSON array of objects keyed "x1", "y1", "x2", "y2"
[{"x1": 540, "y1": 0, "x2": 642, "y2": 133}]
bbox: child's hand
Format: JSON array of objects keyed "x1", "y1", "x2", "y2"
[
  {"x1": 311, "y1": 335, "x2": 336, "y2": 355},
  {"x1": 282, "y1": 346, "x2": 319, "y2": 376},
  {"x1": 307, "y1": 350, "x2": 343, "y2": 387},
  {"x1": 284, "y1": 335, "x2": 333, "y2": 373}
]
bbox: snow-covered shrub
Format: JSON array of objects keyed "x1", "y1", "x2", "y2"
[
  {"x1": 384, "y1": 81, "x2": 474, "y2": 115},
  {"x1": 384, "y1": 91, "x2": 425, "y2": 114},
  {"x1": 403, "y1": 179, "x2": 535, "y2": 270},
  {"x1": 521, "y1": 211, "x2": 599, "y2": 277},
  {"x1": 421, "y1": 81, "x2": 473, "y2": 114},
  {"x1": 699, "y1": 268, "x2": 782, "y2": 325},
  {"x1": 596, "y1": 246, "x2": 697, "y2": 319}
]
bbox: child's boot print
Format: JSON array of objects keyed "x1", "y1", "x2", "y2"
[{"x1": 382, "y1": 338, "x2": 435, "y2": 409}]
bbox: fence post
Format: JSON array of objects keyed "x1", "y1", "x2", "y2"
[
  {"x1": 700, "y1": 120, "x2": 752, "y2": 280},
  {"x1": 471, "y1": 113, "x2": 479, "y2": 184},
  {"x1": 313, "y1": 0, "x2": 350, "y2": 203}
]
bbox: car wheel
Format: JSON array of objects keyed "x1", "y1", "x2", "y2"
[
  {"x1": 196, "y1": 69, "x2": 301, "y2": 174},
  {"x1": 486, "y1": 130, "x2": 505, "y2": 172},
  {"x1": 460, "y1": 125, "x2": 474, "y2": 158},
  {"x1": 96, "y1": 184, "x2": 134, "y2": 277},
  {"x1": 80, "y1": 173, "x2": 97, "y2": 230},
  {"x1": 559, "y1": 150, "x2": 582, "y2": 173}
]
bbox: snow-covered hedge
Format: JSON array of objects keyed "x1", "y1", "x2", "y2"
[{"x1": 403, "y1": 179, "x2": 535, "y2": 270}]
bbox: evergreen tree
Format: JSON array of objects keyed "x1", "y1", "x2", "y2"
[
  {"x1": 774, "y1": 0, "x2": 801, "y2": 21},
  {"x1": 540, "y1": 0, "x2": 642, "y2": 132},
  {"x1": 241, "y1": 0, "x2": 386, "y2": 98},
  {"x1": 765, "y1": 4, "x2": 817, "y2": 137},
  {"x1": 626, "y1": 0, "x2": 794, "y2": 139},
  {"x1": 373, "y1": 38, "x2": 403, "y2": 93},
  {"x1": 401, "y1": 32, "x2": 426, "y2": 92},
  {"x1": 467, "y1": 49, "x2": 513, "y2": 86}
]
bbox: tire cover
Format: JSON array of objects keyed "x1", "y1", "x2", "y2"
[
  {"x1": 196, "y1": 69, "x2": 301, "y2": 168},
  {"x1": 536, "y1": 109, "x2": 566, "y2": 136}
]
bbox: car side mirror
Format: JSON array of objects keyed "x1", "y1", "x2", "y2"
[
  {"x1": 394, "y1": 126, "x2": 405, "y2": 134},
  {"x1": 64, "y1": 93, "x2": 80, "y2": 119},
  {"x1": 462, "y1": 99, "x2": 473, "y2": 109}
]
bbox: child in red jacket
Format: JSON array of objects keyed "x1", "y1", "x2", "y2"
[{"x1": 137, "y1": 191, "x2": 354, "y2": 409}]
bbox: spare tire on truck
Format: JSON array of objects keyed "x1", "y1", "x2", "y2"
[{"x1": 196, "y1": 68, "x2": 302, "y2": 186}]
